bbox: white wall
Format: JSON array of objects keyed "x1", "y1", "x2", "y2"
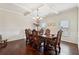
[
  {"x1": 0, "y1": 9, "x2": 34, "y2": 41},
  {"x1": 0, "y1": 7, "x2": 78, "y2": 44},
  {"x1": 78, "y1": 7, "x2": 79, "y2": 48},
  {"x1": 44, "y1": 7, "x2": 78, "y2": 44}
]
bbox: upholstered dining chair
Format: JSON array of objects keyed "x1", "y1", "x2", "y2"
[
  {"x1": 48, "y1": 29, "x2": 63, "y2": 55},
  {"x1": 54, "y1": 29, "x2": 63, "y2": 54},
  {"x1": 32, "y1": 29, "x2": 40, "y2": 50},
  {"x1": 25, "y1": 29, "x2": 29, "y2": 45},
  {"x1": 0, "y1": 35, "x2": 7, "y2": 48},
  {"x1": 25, "y1": 28, "x2": 32, "y2": 45}
]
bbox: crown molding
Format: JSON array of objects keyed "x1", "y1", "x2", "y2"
[
  {"x1": 14, "y1": 3, "x2": 32, "y2": 12},
  {"x1": 0, "y1": 8, "x2": 23, "y2": 15}
]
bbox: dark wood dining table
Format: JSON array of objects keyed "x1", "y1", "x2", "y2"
[{"x1": 38, "y1": 34, "x2": 57, "y2": 54}]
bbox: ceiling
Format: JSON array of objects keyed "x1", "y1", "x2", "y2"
[{"x1": 0, "y1": 3, "x2": 77, "y2": 17}]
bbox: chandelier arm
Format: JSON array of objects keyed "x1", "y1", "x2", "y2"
[{"x1": 37, "y1": 8, "x2": 39, "y2": 17}]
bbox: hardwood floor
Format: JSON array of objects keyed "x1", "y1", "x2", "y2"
[
  {"x1": 0, "y1": 39, "x2": 78, "y2": 55},
  {"x1": 60, "y1": 41, "x2": 78, "y2": 55}
]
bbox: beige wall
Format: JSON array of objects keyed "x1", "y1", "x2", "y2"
[
  {"x1": 0, "y1": 7, "x2": 78, "y2": 44},
  {"x1": 44, "y1": 7, "x2": 78, "y2": 44},
  {"x1": 78, "y1": 7, "x2": 79, "y2": 48},
  {"x1": 0, "y1": 9, "x2": 34, "y2": 41}
]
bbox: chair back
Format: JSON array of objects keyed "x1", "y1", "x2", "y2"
[
  {"x1": 25, "y1": 29, "x2": 32, "y2": 39},
  {"x1": 32, "y1": 29, "x2": 38, "y2": 36},
  {"x1": 25, "y1": 29, "x2": 29, "y2": 39},
  {"x1": 28, "y1": 29, "x2": 32, "y2": 34},
  {"x1": 39, "y1": 28, "x2": 44, "y2": 35},
  {"x1": 56, "y1": 29, "x2": 63, "y2": 45},
  {"x1": 25, "y1": 29, "x2": 28, "y2": 35},
  {"x1": 45, "y1": 29, "x2": 50, "y2": 36}
]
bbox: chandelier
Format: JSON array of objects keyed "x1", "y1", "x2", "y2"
[{"x1": 33, "y1": 8, "x2": 42, "y2": 30}]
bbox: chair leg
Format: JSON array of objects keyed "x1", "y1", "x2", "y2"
[
  {"x1": 59, "y1": 46, "x2": 61, "y2": 53},
  {"x1": 26, "y1": 39, "x2": 29, "y2": 45},
  {"x1": 55, "y1": 46, "x2": 57, "y2": 55},
  {"x1": 5, "y1": 42, "x2": 7, "y2": 47},
  {"x1": 4, "y1": 41, "x2": 7, "y2": 47}
]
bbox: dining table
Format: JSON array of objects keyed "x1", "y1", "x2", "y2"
[{"x1": 38, "y1": 34, "x2": 57, "y2": 54}]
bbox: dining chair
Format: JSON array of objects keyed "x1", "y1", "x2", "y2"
[
  {"x1": 25, "y1": 29, "x2": 29, "y2": 45},
  {"x1": 55, "y1": 29, "x2": 63, "y2": 54},
  {"x1": 32, "y1": 29, "x2": 40, "y2": 50},
  {"x1": 25, "y1": 28, "x2": 32, "y2": 45},
  {"x1": 48, "y1": 29, "x2": 63, "y2": 55}
]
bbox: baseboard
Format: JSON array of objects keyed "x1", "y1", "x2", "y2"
[
  {"x1": 7, "y1": 38, "x2": 26, "y2": 42},
  {"x1": 61, "y1": 40, "x2": 78, "y2": 45}
]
